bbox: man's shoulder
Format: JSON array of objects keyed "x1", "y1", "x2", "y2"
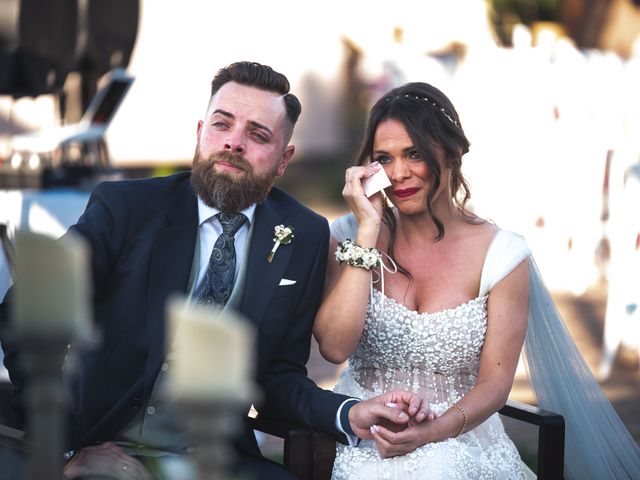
[
  {"x1": 93, "y1": 171, "x2": 191, "y2": 196},
  {"x1": 86, "y1": 171, "x2": 194, "y2": 221}
]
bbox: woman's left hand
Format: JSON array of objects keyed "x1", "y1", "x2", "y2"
[{"x1": 369, "y1": 412, "x2": 437, "y2": 458}]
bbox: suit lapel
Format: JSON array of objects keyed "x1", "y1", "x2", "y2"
[
  {"x1": 144, "y1": 178, "x2": 198, "y2": 392},
  {"x1": 241, "y1": 196, "x2": 292, "y2": 327}
]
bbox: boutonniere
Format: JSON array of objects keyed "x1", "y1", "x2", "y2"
[{"x1": 267, "y1": 225, "x2": 294, "y2": 263}]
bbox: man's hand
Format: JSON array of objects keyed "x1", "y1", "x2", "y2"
[
  {"x1": 64, "y1": 442, "x2": 151, "y2": 480},
  {"x1": 348, "y1": 390, "x2": 433, "y2": 440}
]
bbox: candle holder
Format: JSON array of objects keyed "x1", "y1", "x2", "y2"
[
  {"x1": 177, "y1": 391, "x2": 256, "y2": 480},
  {"x1": 166, "y1": 298, "x2": 259, "y2": 480},
  {"x1": 8, "y1": 231, "x2": 94, "y2": 480},
  {"x1": 18, "y1": 334, "x2": 72, "y2": 480}
]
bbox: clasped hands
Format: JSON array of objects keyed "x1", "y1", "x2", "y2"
[{"x1": 349, "y1": 390, "x2": 437, "y2": 459}]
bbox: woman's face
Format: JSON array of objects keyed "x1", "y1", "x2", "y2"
[{"x1": 372, "y1": 119, "x2": 450, "y2": 215}]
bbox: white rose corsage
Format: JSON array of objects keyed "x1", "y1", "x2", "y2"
[
  {"x1": 267, "y1": 225, "x2": 294, "y2": 263},
  {"x1": 335, "y1": 238, "x2": 381, "y2": 270}
]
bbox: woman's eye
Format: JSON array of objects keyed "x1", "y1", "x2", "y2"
[
  {"x1": 373, "y1": 155, "x2": 391, "y2": 164},
  {"x1": 408, "y1": 150, "x2": 422, "y2": 160}
]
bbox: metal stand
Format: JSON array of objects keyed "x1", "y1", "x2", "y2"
[
  {"x1": 20, "y1": 336, "x2": 70, "y2": 480},
  {"x1": 178, "y1": 398, "x2": 247, "y2": 480}
]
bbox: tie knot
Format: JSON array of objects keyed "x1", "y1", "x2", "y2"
[{"x1": 216, "y1": 212, "x2": 247, "y2": 236}]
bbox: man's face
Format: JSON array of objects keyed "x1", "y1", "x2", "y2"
[{"x1": 192, "y1": 82, "x2": 295, "y2": 213}]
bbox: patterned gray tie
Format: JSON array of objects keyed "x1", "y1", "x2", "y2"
[{"x1": 197, "y1": 212, "x2": 247, "y2": 306}]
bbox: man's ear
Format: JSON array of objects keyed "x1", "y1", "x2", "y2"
[
  {"x1": 196, "y1": 120, "x2": 203, "y2": 141},
  {"x1": 277, "y1": 145, "x2": 295, "y2": 176}
]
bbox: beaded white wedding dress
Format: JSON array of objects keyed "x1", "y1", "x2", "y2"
[
  {"x1": 329, "y1": 213, "x2": 640, "y2": 480},
  {"x1": 330, "y1": 216, "x2": 531, "y2": 479}
]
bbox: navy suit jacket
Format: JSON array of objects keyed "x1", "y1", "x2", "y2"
[{"x1": 1, "y1": 172, "x2": 350, "y2": 456}]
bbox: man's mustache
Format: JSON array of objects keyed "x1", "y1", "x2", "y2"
[{"x1": 208, "y1": 151, "x2": 251, "y2": 172}]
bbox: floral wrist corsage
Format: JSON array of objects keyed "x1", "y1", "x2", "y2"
[{"x1": 335, "y1": 239, "x2": 381, "y2": 270}]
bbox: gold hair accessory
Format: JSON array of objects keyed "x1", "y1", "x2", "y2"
[{"x1": 387, "y1": 94, "x2": 459, "y2": 126}]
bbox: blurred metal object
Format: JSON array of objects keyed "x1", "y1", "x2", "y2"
[
  {"x1": 0, "y1": 0, "x2": 139, "y2": 99},
  {"x1": 0, "y1": 1, "x2": 139, "y2": 189},
  {"x1": 0, "y1": 0, "x2": 77, "y2": 97},
  {"x1": 20, "y1": 336, "x2": 70, "y2": 480},
  {"x1": 70, "y1": 0, "x2": 139, "y2": 115},
  {"x1": 178, "y1": 399, "x2": 245, "y2": 480},
  {"x1": 1, "y1": 68, "x2": 133, "y2": 189}
]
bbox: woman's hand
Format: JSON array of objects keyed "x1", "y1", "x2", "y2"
[
  {"x1": 369, "y1": 409, "x2": 438, "y2": 458},
  {"x1": 348, "y1": 390, "x2": 433, "y2": 440},
  {"x1": 342, "y1": 163, "x2": 385, "y2": 244},
  {"x1": 64, "y1": 442, "x2": 152, "y2": 480}
]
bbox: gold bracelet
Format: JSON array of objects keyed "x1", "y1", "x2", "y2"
[{"x1": 452, "y1": 404, "x2": 468, "y2": 438}]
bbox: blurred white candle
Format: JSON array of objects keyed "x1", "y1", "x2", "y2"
[
  {"x1": 12, "y1": 231, "x2": 91, "y2": 339},
  {"x1": 167, "y1": 297, "x2": 255, "y2": 401}
]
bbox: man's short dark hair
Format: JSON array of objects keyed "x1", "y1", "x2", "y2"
[{"x1": 210, "y1": 61, "x2": 301, "y2": 128}]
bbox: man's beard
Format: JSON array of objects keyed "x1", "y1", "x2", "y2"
[{"x1": 191, "y1": 148, "x2": 279, "y2": 214}]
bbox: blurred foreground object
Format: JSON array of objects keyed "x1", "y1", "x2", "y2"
[
  {"x1": 167, "y1": 297, "x2": 257, "y2": 480},
  {"x1": 12, "y1": 231, "x2": 92, "y2": 338},
  {"x1": 8, "y1": 230, "x2": 93, "y2": 479},
  {"x1": 2, "y1": 68, "x2": 133, "y2": 189}
]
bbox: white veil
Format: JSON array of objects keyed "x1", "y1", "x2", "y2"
[
  {"x1": 524, "y1": 258, "x2": 640, "y2": 479},
  {"x1": 332, "y1": 213, "x2": 640, "y2": 479}
]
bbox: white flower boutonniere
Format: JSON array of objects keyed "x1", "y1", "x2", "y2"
[{"x1": 267, "y1": 225, "x2": 294, "y2": 263}]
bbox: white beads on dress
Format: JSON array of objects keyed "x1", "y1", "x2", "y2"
[{"x1": 332, "y1": 289, "x2": 526, "y2": 480}]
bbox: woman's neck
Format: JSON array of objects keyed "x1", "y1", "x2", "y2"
[{"x1": 395, "y1": 202, "x2": 463, "y2": 242}]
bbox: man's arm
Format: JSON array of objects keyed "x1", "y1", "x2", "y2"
[
  {"x1": 0, "y1": 181, "x2": 128, "y2": 432},
  {"x1": 257, "y1": 216, "x2": 351, "y2": 439}
]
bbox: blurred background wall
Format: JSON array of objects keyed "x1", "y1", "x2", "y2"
[{"x1": 1, "y1": 0, "x2": 640, "y2": 294}]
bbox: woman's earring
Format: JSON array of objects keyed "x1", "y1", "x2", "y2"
[{"x1": 382, "y1": 191, "x2": 391, "y2": 209}]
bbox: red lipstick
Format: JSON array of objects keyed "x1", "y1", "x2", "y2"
[{"x1": 393, "y1": 188, "x2": 419, "y2": 198}]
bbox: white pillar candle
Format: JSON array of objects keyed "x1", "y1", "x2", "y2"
[
  {"x1": 12, "y1": 230, "x2": 91, "y2": 339},
  {"x1": 167, "y1": 297, "x2": 256, "y2": 401}
]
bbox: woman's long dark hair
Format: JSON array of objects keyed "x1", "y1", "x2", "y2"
[{"x1": 355, "y1": 82, "x2": 474, "y2": 277}]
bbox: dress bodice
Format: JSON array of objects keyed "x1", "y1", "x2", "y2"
[{"x1": 347, "y1": 289, "x2": 488, "y2": 407}]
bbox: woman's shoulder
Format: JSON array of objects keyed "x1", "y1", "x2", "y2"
[
  {"x1": 463, "y1": 215, "x2": 529, "y2": 255},
  {"x1": 488, "y1": 228, "x2": 530, "y2": 256},
  {"x1": 329, "y1": 212, "x2": 358, "y2": 242},
  {"x1": 479, "y1": 226, "x2": 532, "y2": 296}
]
